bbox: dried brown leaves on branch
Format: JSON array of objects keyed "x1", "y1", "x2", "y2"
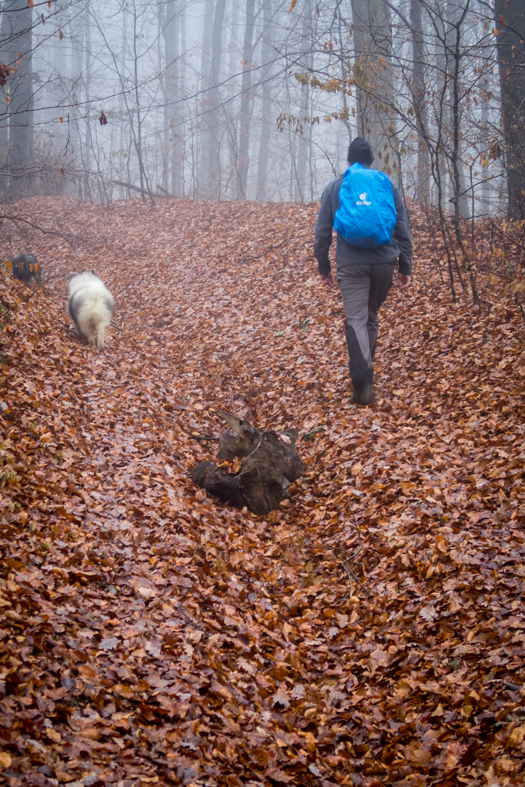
[
  {"x1": 0, "y1": 195, "x2": 523, "y2": 787},
  {"x1": 0, "y1": 64, "x2": 16, "y2": 89}
]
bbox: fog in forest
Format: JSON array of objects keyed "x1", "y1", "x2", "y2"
[{"x1": 1, "y1": 0, "x2": 524, "y2": 220}]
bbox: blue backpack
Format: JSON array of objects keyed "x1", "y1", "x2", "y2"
[{"x1": 334, "y1": 163, "x2": 396, "y2": 248}]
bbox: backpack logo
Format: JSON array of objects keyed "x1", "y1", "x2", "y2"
[{"x1": 357, "y1": 192, "x2": 371, "y2": 206}]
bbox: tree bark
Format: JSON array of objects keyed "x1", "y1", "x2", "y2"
[
  {"x1": 236, "y1": 0, "x2": 256, "y2": 200},
  {"x1": 433, "y1": 0, "x2": 448, "y2": 215},
  {"x1": 256, "y1": 0, "x2": 273, "y2": 201},
  {"x1": 294, "y1": 0, "x2": 313, "y2": 202},
  {"x1": 83, "y1": 0, "x2": 92, "y2": 201},
  {"x1": 161, "y1": 0, "x2": 183, "y2": 197},
  {"x1": 410, "y1": 0, "x2": 430, "y2": 203},
  {"x1": 351, "y1": 0, "x2": 396, "y2": 176},
  {"x1": 224, "y1": 0, "x2": 241, "y2": 197},
  {"x1": 0, "y1": 7, "x2": 12, "y2": 172},
  {"x1": 447, "y1": 0, "x2": 469, "y2": 221},
  {"x1": 495, "y1": 0, "x2": 525, "y2": 218},
  {"x1": 200, "y1": 0, "x2": 227, "y2": 199},
  {"x1": 3, "y1": 0, "x2": 33, "y2": 196}
]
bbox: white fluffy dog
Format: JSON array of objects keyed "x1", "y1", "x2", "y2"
[{"x1": 67, "y1": 271, "x2": 114, "y2": 350}]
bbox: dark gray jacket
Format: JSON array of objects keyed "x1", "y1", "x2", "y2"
[{"x1": 314, "y1": 172, "x2": 413, "y2": 276}]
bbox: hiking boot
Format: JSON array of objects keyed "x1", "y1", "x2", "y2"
[{"x1": 350, "y1": 384, "x2": 375, "y2": 405}]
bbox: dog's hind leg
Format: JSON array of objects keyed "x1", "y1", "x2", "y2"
[
  {"x1": 68, "y1": 298, "x2": 84, "y2": 342},
  {"x1": 71, "y1": 316, "x2": 87, "y2": 343},
  {"x1": 96, "y1": 324, "x2": 105, "y2": 350}
]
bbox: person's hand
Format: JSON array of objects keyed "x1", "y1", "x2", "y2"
[
  {"x1": 320, "y1": 273, "x2": 334, "y2": 287},
  {"x1": 398, "y1": 273, "x2": 412, "y2": 290}
]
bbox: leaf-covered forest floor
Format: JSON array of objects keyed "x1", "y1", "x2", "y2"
[{"x1": 0, "y1": 196, "x2": 524, "y2": 787}]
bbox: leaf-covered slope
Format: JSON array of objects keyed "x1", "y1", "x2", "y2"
[{"x1": 0, "y1": 196, "x2": 523, "y2": 786}]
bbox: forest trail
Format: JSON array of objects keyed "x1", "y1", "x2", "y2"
[{"x1": 0, "y1": 196, "x2": 524, "y2": 786}]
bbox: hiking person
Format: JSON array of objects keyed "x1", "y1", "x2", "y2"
[{"x1": 314, "y1": 137, "x2": 412, "y2": 405}]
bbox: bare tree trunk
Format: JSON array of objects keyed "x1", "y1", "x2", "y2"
[
  {"x1": 351, "y1": 0, "x2": 396, "y2": 175},
  {"x1": 177, "y1": 3, "x2": 187, "y2": 196},
  {"x1": 118, "y1": 3, "x2": 128, "y2": 189},
  {"x1": 495, "y1": 0, "x2": 525, "y2": 218},
  {"x1": 131, "y1": 0, "x2": 147, "y2": 201},
  {"x1": 159, "y1": 3, "x2": 169, "y2": 191},
  {"x1": 448, "y1": 0, "x2": 471, "y2": 229},
  {"x1": 83, "y1": 0, "x2": 92, "y2": 201},
  {"x1": 294, "y1": 85, "x2": 311, "y2": 201},
  {"x1": 4, "y1": 0, "x2": 33, "y2": 196},
  {"x1": 227, "y1": 0, "x2": 240, "y2": 100},
  {"x1": 475, "y1": 1, "x2": 492, "y2": 216},
  {"x1": 434, "y1": 2, "x2": 449, "y2": 214},
  {"x1": 236, "y1": 0, "x2": 256, "y2": 199},
  {"x1": 256, "y1": 0, "x2": 273, "y2": 201},
  {"x1": 480, "y1": 75, "x2": 490, "y2": 215},
  {"x1": 0, "y1": 7, "x2": 11, "y2": 173},
  {"x1": 198, "y1": 0, "x2": 214, "y2": 196},
  {"x1": 161, "y1": 0, "x2": 183, "y2": 196},
  {"x1": 411, "y1": 0, "x2": 430, "y2": 203},
  {"x1": 69, "y1": 7, "x2": 84, "y2": 195},
  {"x1": 288, "y1": 125, "x2": 297, "y2": 201},
  {"x1": 294, "y1": 0, "x2": 313, "y2": 202},
  {"x1": 200, "y1": 0, "x2": 227, "y2": 199},
  {"x1": 224, "y1": 0, "x2": 240, "y2": 197},
  {"x1": 447, "y1": 0, "x2": 469, "y2": 221}
]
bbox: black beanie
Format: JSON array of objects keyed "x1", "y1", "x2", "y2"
[{"x1": 348, "y1": 137, "x2": 374, "y2": 165}]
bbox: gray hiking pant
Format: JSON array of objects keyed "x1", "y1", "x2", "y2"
[{"x1": 336, "y1": 263, "x2": 394, "y2": 391}]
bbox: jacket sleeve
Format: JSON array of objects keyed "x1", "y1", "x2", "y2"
[
  {"x1": 314, "y1": 184, "x2": 335, "y2": 275},
  {"x1": 392, "y1": 185, "x2": 413, "y2": 275}
]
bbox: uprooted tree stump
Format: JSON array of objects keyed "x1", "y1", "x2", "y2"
[{"x1": 190, "y1": 411, "x2": 306, "y2": 516}]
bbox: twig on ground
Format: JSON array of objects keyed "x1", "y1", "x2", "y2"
[
  {"x1": 111, "y1": 180, "x2": 172, "y2": 200},
  {"x1": 156, "y1": 184, "x2": 176, "y2": 198},
  {"x1": 341, "y1": 556, "x2": 371, "y2": 597},
  {"x1": 336, "y1": 519, "x2": 371, "y2": 597}
]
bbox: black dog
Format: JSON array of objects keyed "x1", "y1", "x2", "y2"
[{"x1": 11, "y1": 254, "x2": 41, "y2": 284}]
